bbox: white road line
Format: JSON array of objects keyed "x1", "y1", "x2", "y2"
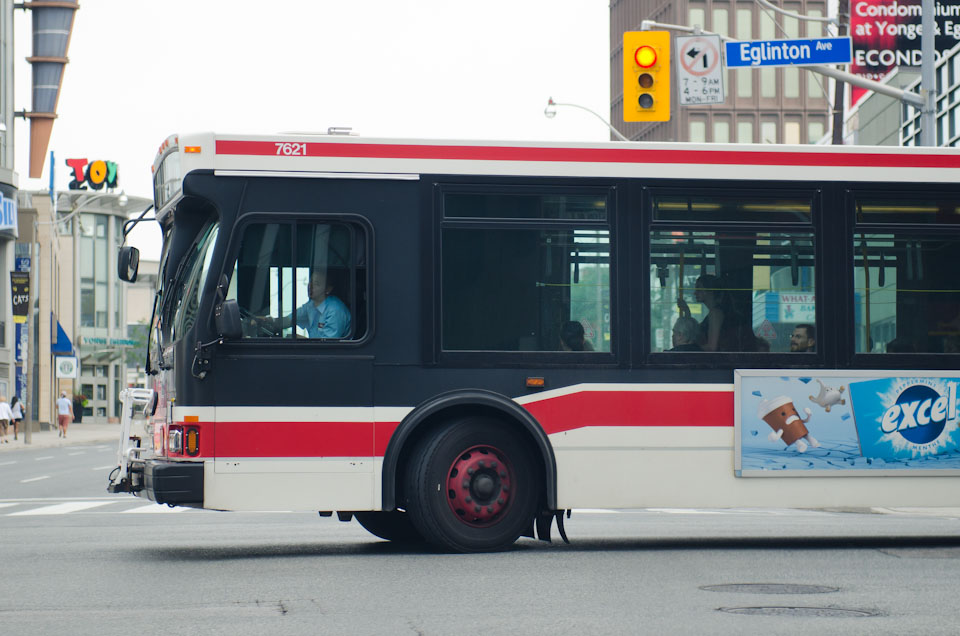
[
  {"x1": 8, "y1": 501, "x2": 115, "y2": 516},
  {"x1": 123, "y1": 504, "x2": 189, "y2": 513},
  {"x1": 34, "y1": 456, "x2": 54, "y2": 461},
  {"x1": 19, "y1": 475, "x2": 51, "y2": 483},
  {"x1": 0, "y1": 503, "x2": 18, "y2": 509},
  {"x1": 68, "y1": 452, "x2": 86, "y2": 456},
  {"x1": 0, "y1": 460, "x2": 16, "y2": 466},
  {"x1": 92, "y1": 465, "x2": 115, "y2": 470},
  {"x1": 646, "y1": 508, "x2": 725, "y2": 515}
]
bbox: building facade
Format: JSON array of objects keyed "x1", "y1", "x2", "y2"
[
  {"x1": 0, "y1": 0, "x2": 19, "y2": 406},
  {"x1": 611, "y1": 0, "x2": 831, "y2": 143},
  {"x1": 902, "y1": 39, "x2": 960, "y2": 147},
  {"x1": 18, "y1": 189, "x2": 151, "y2": 426}
]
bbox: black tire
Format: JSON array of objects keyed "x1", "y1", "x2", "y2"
[
  {"x1": 354, "y1": 511, "x2": 423, "y2": 543},
  {"x1": 404, "y1": 417, "x2": 539, "y2": 553}
]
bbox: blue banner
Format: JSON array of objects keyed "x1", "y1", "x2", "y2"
[
  {"x1": 737, "y1": 371, "x2": 960, "y2": 474},
  {"x1": 725, "y1": 37, "x2": 852, "y2": 68}
]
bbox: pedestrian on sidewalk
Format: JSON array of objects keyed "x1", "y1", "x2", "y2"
[
  {"x1": 10, "y1": 396, "x2": 23, "y2": 441},
  {"x1": 56, "y1": 391, "x2": 73, "y2": 438},
  {"x1": 0, "y1": 395, "x2": 13, "y2": 444}
]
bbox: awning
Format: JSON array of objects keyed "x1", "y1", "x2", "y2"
[{"x1": 51, "y1": 316, "x2": 73, "y2": 354}]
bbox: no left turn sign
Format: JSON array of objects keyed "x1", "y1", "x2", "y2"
[{"x1": 676, "y1": 34, "x2": 725, "y2": 106}]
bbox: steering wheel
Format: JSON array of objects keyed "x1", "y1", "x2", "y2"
[{"x1": 238, "y1": 307, "x2": 278, "y2": 338}]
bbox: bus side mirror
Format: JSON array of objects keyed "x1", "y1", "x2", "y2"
[
  {"x1": 118, "y1": 246, "x2": 140, "y2": 282},
  {"x1": 215, "y1": 299, "x2": 242, "y2": 340}
]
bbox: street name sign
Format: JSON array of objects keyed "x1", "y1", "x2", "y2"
[
  {"x1": 676, "y1": 34, "x2": 725, "y2": 105},
  {"x1": 725, "y1": 37, "x2": 852, "y2": 68}
]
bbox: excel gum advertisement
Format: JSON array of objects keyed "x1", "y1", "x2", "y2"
[{"x1": 736, "y1": 371, "x2": 960, "y2": 475}]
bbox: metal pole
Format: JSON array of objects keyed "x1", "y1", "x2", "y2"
[
  {"x1": 546, "y1": 98, "x2": 631, "y2": 141},
  {"x1": 920, "y1": 0, "x2": 937, "y2": 146},
  {"x1": 831, "y1": 0, "x2": 849, "y2": 145}
]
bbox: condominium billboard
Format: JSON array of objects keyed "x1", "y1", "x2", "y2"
[{"x1": 850, "y1": 0, "x2": 960, "y2": 105}]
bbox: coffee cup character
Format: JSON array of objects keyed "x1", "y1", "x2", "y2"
[{"x1": 757, "y1": 396, "x2": 819, "y2": 453}]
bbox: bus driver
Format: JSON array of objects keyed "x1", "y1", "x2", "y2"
[{"x1": 260, "y1": 269, "x2": 351, "y2": 339}]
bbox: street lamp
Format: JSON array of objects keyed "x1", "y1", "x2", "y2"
[{"x1": 544, "y1": 97, "x2": 630, "y2": 142}]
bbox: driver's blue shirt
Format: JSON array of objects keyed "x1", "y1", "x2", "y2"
[{"x1": 295, "y1": 295, "x2": 351, "y2": 338}]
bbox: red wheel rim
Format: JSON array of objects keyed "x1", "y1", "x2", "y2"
[{"x1": 446, "y1": 445, "x2": 513, "y2": 527}]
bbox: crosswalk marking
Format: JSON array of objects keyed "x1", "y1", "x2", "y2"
[
  {"x1": 123, "y1": 504, "x2": 189, "y2": 513},
  {"x1": 9, "y1": 501, "x2": 116, "y2": 516}
]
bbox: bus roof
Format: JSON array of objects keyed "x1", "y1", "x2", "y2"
[{"x1": 158, "y1": 132, "x2": 960, "y2": 185}]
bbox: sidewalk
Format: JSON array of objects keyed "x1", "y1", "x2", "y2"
[{"x1": 0, "y1": 421, "x2": 120, "y2": 452}]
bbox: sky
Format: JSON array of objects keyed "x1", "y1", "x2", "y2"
[{"x1": 12, "y1": 1, "x2": 612, "y2": 259}]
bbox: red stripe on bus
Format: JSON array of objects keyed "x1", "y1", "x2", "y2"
[
  {"x1": 215, "y1": 140, "x2": 960, "y2": 169},
  {"x1": 523, "y1": 389, "x2": 733, "y2": 433},
  {"x1": 211, "y1": 390, "x2": 732, "y2": 458},
  {"x1": 215, "y1": 421, "x2": 374, "y2": 458}
]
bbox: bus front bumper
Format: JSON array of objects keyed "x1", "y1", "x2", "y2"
[{"x1": 143, "y1": 460, "x2": 204, "y2": 506}]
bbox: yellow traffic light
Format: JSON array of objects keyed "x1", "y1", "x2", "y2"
[{"x1": 623, "y1": 31, "x2": 671, "y2": 122}]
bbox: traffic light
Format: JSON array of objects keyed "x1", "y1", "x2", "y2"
[{"x1": 623, "y1": 31, "x2": 671, "y2": 122}]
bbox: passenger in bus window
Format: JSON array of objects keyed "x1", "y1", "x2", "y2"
[
  {"x1": 263, "y1": 269, "x2": 351, "y2": 339},
  {"x1": 668, "y1": 316, "x2": 701, "y2": 352},
  {"x1": 677, "y1": 274, "x2": 744, "y2": 351},
  {"x1": 789, "y1": 324, "x2": 816, "y2": 352},
  {"x1": 885, "y1": 337, "x2": 915, "y2": 353},
  {"x1": 559, "y1": 321, "x2": 594, "y2": 351}
]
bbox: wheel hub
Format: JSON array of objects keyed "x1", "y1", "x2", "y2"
[{"x1": 446, "y1": 445, "x2": 512, "y2": 527}]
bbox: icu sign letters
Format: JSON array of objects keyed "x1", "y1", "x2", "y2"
[{"x1": 725, "y1": 37, "x2": 853, "y2": 67}]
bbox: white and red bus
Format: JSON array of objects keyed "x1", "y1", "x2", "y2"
[{"x1": 110, "y1": 132, "x2": 960, "y2": 551}]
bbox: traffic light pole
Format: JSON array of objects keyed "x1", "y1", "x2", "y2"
[{"x1": 639, "y1": 19, "x2": 933, "y2": 132}]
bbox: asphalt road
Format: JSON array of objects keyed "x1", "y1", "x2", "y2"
[{"x1": 2, "y1": 444, "x2": 960, "y2": 635}]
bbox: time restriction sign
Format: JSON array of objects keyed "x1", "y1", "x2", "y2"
[{"x1": 676, "y1": 34, "x2": 725, "y2": 106}]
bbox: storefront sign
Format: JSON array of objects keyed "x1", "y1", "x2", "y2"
[
  {"x1": 55, "y1": 356, "x2": 78, "y2": 379},
  {"x1": 10, "y1": 272, "x2": 29, "y2": 324},
  {"x1": 0, "y1": 189, "x2": 18, "y2": 237},
  {"x1": 65, "y1": 158, "x2": 119, "y2": 190},
  {"x1": 81, "y1": 336, "x2": 137, "y2": 346},
  {"x1": 736, "y1": 370, "x2": 960, "y2": 475}
]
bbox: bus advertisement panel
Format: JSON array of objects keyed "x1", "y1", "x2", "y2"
[{"x1": 737, "y1": 370, "x2": 960, "y2": 475}]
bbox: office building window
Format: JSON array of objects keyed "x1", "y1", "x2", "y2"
[
  {"x1": 808, "y1": 119, "x2": 826, "y2": 143},
  {"x1": 690, "y1": 119, "x2": 707, "y2": 142},
  {"x1": 714, "y1": 119, "x2": 730, "y2": 143},
  {"x1": 785, "y1": 68, "x2": 800, "y2": 99},
  {"x1": 761, "y1": 68, "x2": 777, "y2": 98},
  {"x1": 784, "y1": 120, "x2": 801, "y2": 144},
  {"x1": 761, "y1": 120, "x2": 778, "y2": 143},
  {"x1": 738, "y1": 118, "x2": 755, "y2": 143}
]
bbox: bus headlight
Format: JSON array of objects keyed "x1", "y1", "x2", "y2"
[{"x1": 168, "y1": 426, "x2": 183, "y2": 455}]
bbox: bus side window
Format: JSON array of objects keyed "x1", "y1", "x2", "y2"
[
  {"x1": 650, "y1": 193, "x2": 815, "y2": 354},
  {"x1": 225, "y1": 220, "x2": 366, "y2": 341},
  {"x1": 854, "y1": 196, "x2": 960, "y2": 353},
  {"x1": 440, "y1": 191, "x2": 611, "y2": 353}
]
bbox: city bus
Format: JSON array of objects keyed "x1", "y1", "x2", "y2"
[{"x1": 109, "y1": 132, "x2": 960, "y2": 552}]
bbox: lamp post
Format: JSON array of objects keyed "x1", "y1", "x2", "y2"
[{"x1": 544, "y1": 97, "x2": 630, "y2": 142}]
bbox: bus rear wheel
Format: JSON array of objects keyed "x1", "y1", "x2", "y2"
[
  {"x1": 404, "y1": 417, "x2": 539, "y2": 552},
  {"x1": 354, "y1": 511, "x2": 423, "y2": 543}
]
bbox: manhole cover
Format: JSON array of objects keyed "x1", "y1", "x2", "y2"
[
  {"x1": 701, "y1": 583, "x2": 838, "y2": 595},
  {"x1": 719, "y1": 606, "x2": 878, "y2": 618}
]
